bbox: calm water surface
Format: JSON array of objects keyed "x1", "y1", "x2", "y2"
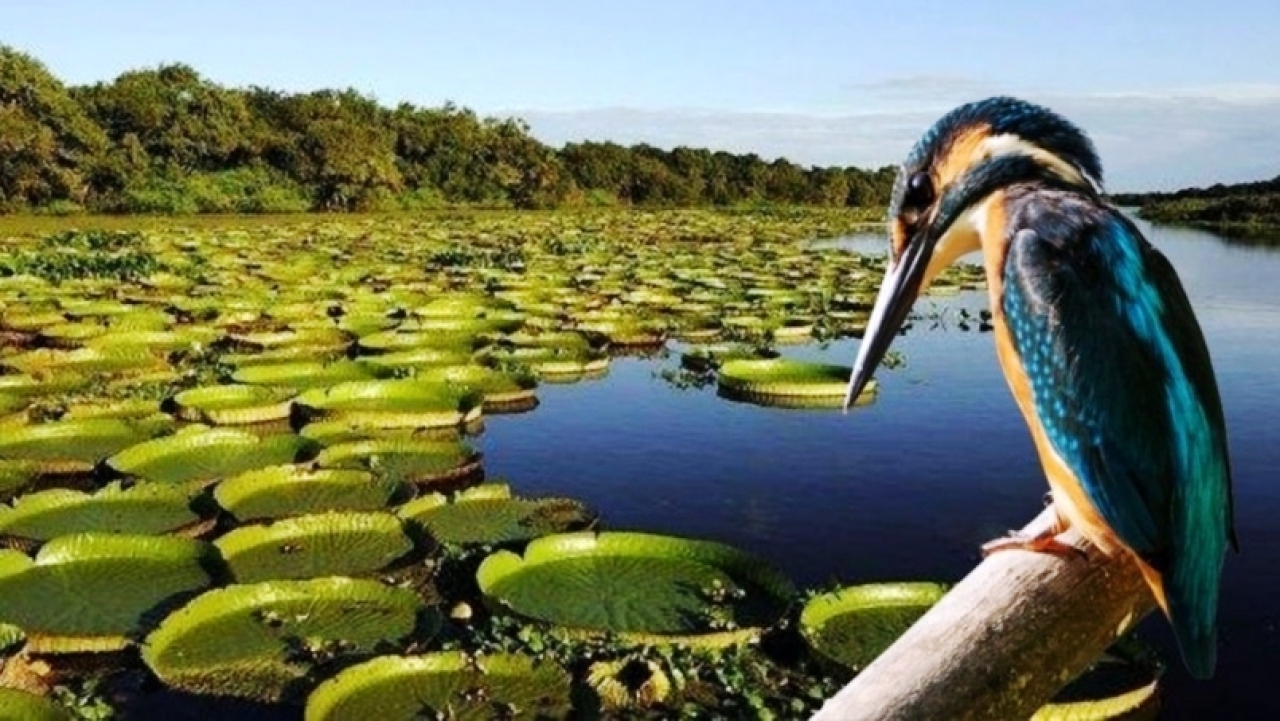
[{"x1": 476, "y1": 218, "x2": 1280, "y2": 720}]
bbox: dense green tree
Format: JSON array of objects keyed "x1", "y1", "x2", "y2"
[
  {"x1": 74, "y1": 64, "x2": 254, "y2": 172},
  {"x1": 0, "y1": 47, "x2": 107, "y2": 210},
  {"x1": 0, "y1": 44, "x2": 900, "y2": 214}
]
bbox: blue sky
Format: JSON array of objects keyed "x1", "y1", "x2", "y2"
[{"x1": 4, "y1": 1, "x2": 1278, "y2": 189}]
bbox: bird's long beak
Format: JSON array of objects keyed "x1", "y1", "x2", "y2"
[{"x1": 843, "y1": 231, "x2": 933, "y2": 410}]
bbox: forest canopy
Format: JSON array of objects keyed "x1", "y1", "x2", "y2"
[{"x1": 0, "y1": 45, "x2": 898, "y2": 214}]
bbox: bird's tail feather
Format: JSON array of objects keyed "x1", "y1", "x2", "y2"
[{"x1": 1165, "y1": 561, "x2": 1221, "y2": 680}]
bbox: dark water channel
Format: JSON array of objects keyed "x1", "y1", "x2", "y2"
[{"x1": 477, "y1": 218, "x2": 1280, "y2": 719}]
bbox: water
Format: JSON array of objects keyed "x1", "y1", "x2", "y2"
[{"x1": 476, "y1": 218, "x2": 1280, "y2": 719}]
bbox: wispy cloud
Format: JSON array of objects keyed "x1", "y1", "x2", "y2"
[{"x1": 518, "y1": 84, "x2": 1280, "y2": 191}]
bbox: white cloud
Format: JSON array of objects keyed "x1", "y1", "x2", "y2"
[{"x1": 516, "y1": 85, "x2": 1280, "y2": 191}]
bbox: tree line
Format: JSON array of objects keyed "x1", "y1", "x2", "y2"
[
  {"x1": 0, "y1": 46, "x2": 897, "y2": 214},
  {"x1": 1113, "y1": 175, "x2": 1280, "y2": 227}
]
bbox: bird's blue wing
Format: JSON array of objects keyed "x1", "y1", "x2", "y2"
[
  {"x1": 1002, "y1": 209, "x2": 1233, "y2": 558},
  {"x1": 1001, "y1": 204, "x2": 1234, "y2": 677}
]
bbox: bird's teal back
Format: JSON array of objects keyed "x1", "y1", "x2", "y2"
[{"x1": 999, "y1": 188, "x2": 1235, "y2": 678}]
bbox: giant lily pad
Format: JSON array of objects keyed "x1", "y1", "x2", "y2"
[
  {"x1": 0, "y1": 534, "x2": 215, "y2": 653},
  {"x1": 171, "y1": 384, "x2": 296, "y2": 425},
  {"x1": 142, "y1": 577, "x2": 434, "y2": 701},
  {"x1": 232, "y1": 360, "x2": 390, "y2": 391},
  {"x1": 215, "y1": 465, "x2": 403, "y2": 522},
  {"x1": 304, "y1": 652, "x2": 572, "y2": 721},
  {"x1": 357, "y1": 347, "x2": 475, "y2": 371},
  {"x1": 1034, "y1": 638, "x2": 1163, "y2": 720},
  {"x1": 3, "y1": 346, "x2": 166, "y2": 376},
  {"x1": 107, "y1": 428, "x2": 319, "y2": 485},
  {"x1": 680, "y1": 343, "x2": 778, "y2": 373},
  {"x1": 0, "y1": 418, "x2": 152, "y2": 474},
  {"x1": 0, "y1": 482, "x2": 202, "y2": 543},
  {"x1": 294, "y1": 380, "x2": 482, "y2": 429},
  {"x1": 414, "y1": 365, "x2": 538, "y2": 412},
  {"x1": 316, "y1": 439, "x2": 482, "y2": 488},
  {"x1": 717, "y1": 358, "x2": 877, "y2": 408},
  {"x1": 477, "y1": 532, "x2": 794, "y2": 646},
  {"x1": 215, "y1": 512, "x2": 415, "y2": 583},
  {"x1": 800, "y1": 582, "x2": 947, "y2": 671},
  {"x1": 398, "y1": 484, "x2": 593, "y2": 546},
  {"x1": 0, "y1": 689, "x2": 73, "y2": 721},
  {"x1": 0, "y1": 461, "x2": 41, "y2": 501}
]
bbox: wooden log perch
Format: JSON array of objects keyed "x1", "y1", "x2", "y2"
[{"x1": 812, "y1": 507, "x2": 1157, "y2": 721}]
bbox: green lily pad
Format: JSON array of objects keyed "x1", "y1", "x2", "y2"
[
  {"x1": 0, "y1": 689, "x2": 73, "y2": 721},
  {"x1": 477, "y1": 532, "x2": 794, "y2": 646},
  {"x1": 1034, "y1": 638, "x2": 1163, "y2": 720},
  {"x1": 86, "y1": 328, "x2": 217, "y2": 351},
  {"x1": 358, "y1": 330, "x2": 481, "y2": 355},
  {"x1": 316, "y1": 439, "x2": 482, "y2": 488},
  {"x1": 0, "y1": 461, "x2": 42, "y2": 501},
  {"x1": 3, "y1": 346, "x2": 166, "y2": 376},
  {"x1": 357, "y1": 347, "x2": 475, "y2": 371},
  {"x1": 717, "y1": 358, "x2": 877, "y2": 408},
  {"x1": 215, "y1": 465, "x2": 404, "y2": 522},
  {"x1": 0, "y1": 418, "x2": 152, "y2": 474},
  {"x1": 172, "y1": 384, "x2": 296, "y2": 425},
  {"x1": 38, "y1": 321, "x2": 106, "y2": 348},
  {"x1": 398, "y1": 484, "x2": 593, "y2": 546},
  {"x1": 108, "y1": 428, "x2": 319, "y2": 485},
  {"x1": 800, "y1": 582, "x2": 947, "y2": 671},
  {"x1": 298, "y1": 420, "x2": 473, "y2": 447},
  {"x1": 142, "y1": 577, "x2": 434, "y2": 702},
  {"x1": 232, "y1": 360, "x2": 390, "y2": 391},
  {"x1": 294, "y1": 380, "x2": 483, "y2": 429},
  {"x1": 0, "y1": 373, "x2": 90, "y2": 398},
  {"x1": 62, "y1": 398, "x2": 166, "y2": 420},
  {"x1": 414, "y1": 366, "x2": 538, "y2": 412},
  {"x1": 304, "y1": 652, "x2": 573, "y2": 721},
  {"x1": 0, "y1": 534, "x2": 215, "y2": 653},
  {"x1": 680, "y1": 344, "x2": 778, "y2": 373},
  {"x1": 215, "y1": 512, "x2": 416, "y2": 583},
  {"x1": 228, "y1": 328, "x2": 350, "y2": 353},
  {"x1": 0, "y1": 482, "x2": 202, "y2": 542}
]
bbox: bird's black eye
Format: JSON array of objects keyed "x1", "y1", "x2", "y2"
[{"x1": 904, "y1": 172, "x2": 934, "y2": 210}]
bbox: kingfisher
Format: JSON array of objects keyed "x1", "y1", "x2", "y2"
[{"x1": 843, "y1": 97, "x2": 1238, "y2": 679}]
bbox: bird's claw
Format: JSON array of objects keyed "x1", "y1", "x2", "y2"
[{"x1": 981, "y1": 531, "x2": 1088, "y2": 560}]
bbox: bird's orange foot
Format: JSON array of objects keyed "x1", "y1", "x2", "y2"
[{"x1": 981, "y1": 531, "x2": 1088, "y2": 560}]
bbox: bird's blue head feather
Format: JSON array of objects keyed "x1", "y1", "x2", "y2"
[{"x1": 886, "y1": 97, "x2": 1105, "y2": 260}]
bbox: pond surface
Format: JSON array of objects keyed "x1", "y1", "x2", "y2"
[{"x1": 477, "y1": 218, "x2": 1280, "y2": 720}]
